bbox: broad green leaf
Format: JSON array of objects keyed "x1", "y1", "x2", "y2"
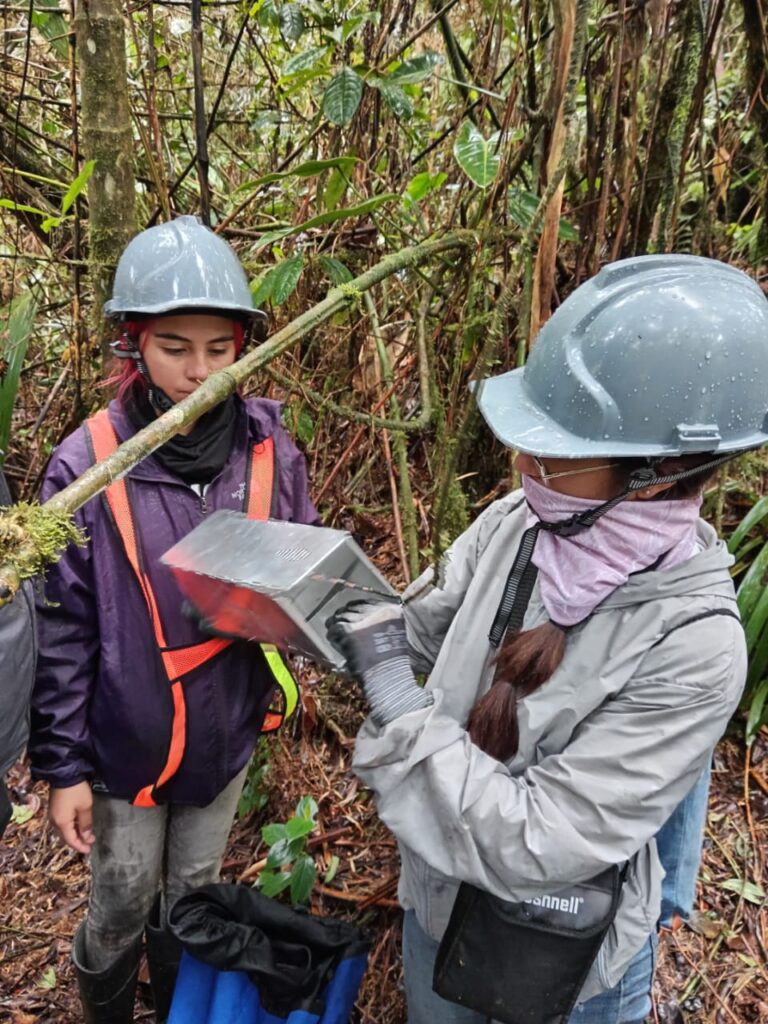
[
  {"x1": 508, "y1": 187, "x2": 579, "y2": 240},
  {"x1": 251, "y1": 256, "x2": 305, "y2": 306},
  {"x1": 406, "y1": 171, "x2": 448, "y2": 203},
  {"x1": 295, "y1": 795, "x2": 318, "y2": 821},
  {"x1": 286, "y1": 816, "x2": 315, "y2": 840},
  {"x1": 745, "y1": 678, "x2": 768, "y2": 745},
  {"x1": 280, "y1": 45, "x2": 328, "y2": 78},
  {"x1": 266, "y1": 836, "x2": 295, "y2": 869},
  {"x1": 279, "y1": 4, "x2": 305, "y2": 42},
  {"x1": 389, "y1": 51, "x2": 444, "y2": 85},
  {"x1": 256, "y1": 194, "x2": 398, "y2": 250},
  {"x1": 323, "y1": 67, "x2": 363, "y2": 126},
  {"x1": 270, "y1": 255, "x2": 305, "y2": 304},
  {"x1": 372, "y1": 80, "x2": 413, "y2": 120},
  {"x1": 0, "y1": 292, "x2": 37, "y2": 464},
  {"x1": 258, "y1": 869, "x2": 291, "y2": 897},
  {"x1": 61, "y1": 160, "x2": 96, "y2": 216},
  {"x1": 318, "y1": 254, "x2": 353, "y2": 285},
  {"x1": 718, "y1": 877, "x2": 766, "y2": 905},
  {"x1": 290, "y1": 854, "x2": 316, "y2": 904},
  {"x1": 453, "y1": 122, "x2": 501, "y2": 188},
  {"x1": 728, "y1": 496, "x2": 768, "y2": 556},
  {"x1": 261, "y1": 822, "x2": 287, "y2": 845}
]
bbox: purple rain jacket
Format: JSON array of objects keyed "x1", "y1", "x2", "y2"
[{"x1": 29, "y1": 397, "x2": 320, "y2": 806}]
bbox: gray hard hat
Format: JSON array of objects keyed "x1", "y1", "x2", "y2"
[
  {"x1": 104, "y1": 216, "x2": 265, "y2": 323},
  {"x1": 476, "y1": 254, "x2": 768, "y2": 458}
]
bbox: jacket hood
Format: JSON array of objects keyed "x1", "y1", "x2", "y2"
[{"x1": 597, "y1": 519, "x2": 735, "y2": 610}]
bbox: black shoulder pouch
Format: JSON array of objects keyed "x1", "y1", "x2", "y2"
[{"x1": 433, "y1": 865, "x2": 624, "y2": 1024}]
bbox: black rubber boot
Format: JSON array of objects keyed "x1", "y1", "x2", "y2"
[
  {"x1": 145, "y1": 897, "x2": 183, "y2": 1023},
  {"x1": 72, "y1": 922, "x2": 141, "y2": 1024}
]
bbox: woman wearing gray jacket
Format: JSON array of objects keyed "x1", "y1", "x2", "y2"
[{"x1": 329, "y1": 255, "x2": 768, "y2": 1024}]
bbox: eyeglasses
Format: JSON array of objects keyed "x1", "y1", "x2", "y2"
[{"x1": 532, "y1": 456, "x2": 621, "y2": 484}]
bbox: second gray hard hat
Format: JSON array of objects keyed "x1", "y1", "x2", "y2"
[
  {"x1": 103, "y1": 216, "x2": 265, "y2": 324},
  {"x1": 476, "y1": 254, "x2": 768, "y2": 457}
]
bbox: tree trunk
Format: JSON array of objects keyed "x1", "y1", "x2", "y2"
[{"x1": 74, "y1": 0, "x2": 136, "y2": 360}]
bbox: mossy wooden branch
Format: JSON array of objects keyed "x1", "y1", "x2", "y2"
[{"x1": 0, "y1": 231, "x2": 475, "y2": 600}]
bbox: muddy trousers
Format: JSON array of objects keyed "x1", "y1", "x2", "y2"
[{"x1": 83, "y1": 765, "x2": 248, "y2": 972}]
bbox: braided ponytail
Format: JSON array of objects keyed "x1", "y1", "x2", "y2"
[{"x1": 467, "y1": 622, "x2": 567, "y2": 762}]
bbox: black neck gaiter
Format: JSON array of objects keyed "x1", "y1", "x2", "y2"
[{"x1": 125, "y1": 388, "x2": 238, "y2": 485}]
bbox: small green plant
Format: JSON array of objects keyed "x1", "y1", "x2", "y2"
[
  {"x1": 257, "y1": 796, "x2": 318, "y2": 905},
  {"x1": 237, "y1": 739, "x2": 272, "y2": 819}
]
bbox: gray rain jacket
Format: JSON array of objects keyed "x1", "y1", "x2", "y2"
[{"x1": 353, "y1": 491, "x2": 746, "y2": 1002}]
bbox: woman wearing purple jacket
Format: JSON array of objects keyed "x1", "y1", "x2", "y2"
[{"x1": 29, "y1": 217, "x2": 319, "y2": 1023}]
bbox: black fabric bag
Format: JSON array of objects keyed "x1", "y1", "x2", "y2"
[{"x1": 433, "y1": 865, "x2": 623, "y2": 1024}]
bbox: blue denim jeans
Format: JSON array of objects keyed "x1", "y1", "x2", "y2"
[
  {"x1": 402, "y1": 763, "x2": 711, "y2": 1024},
  {"x1": 655, "y1": 761, "x2": 711, "y2": 928}
]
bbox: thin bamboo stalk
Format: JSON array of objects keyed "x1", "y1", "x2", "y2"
[{"x1": 0, "y1": 232, "x2": 476, "y2": 598}]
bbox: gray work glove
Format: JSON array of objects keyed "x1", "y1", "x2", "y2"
[{"x1": 326, "y1": 600, "x2": 433, "y2": 726}]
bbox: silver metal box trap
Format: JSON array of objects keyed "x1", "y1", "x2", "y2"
[{"x1": 161, "y1": 511, "x2": 398, "y2": 671}]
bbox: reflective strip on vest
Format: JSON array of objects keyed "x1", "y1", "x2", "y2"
[{"x1": 84, "y1": 408, "x2": 299, "y2": 805}]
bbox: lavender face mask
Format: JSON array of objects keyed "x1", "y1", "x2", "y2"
[{"x1": 521, "y1": 475, "x2": 702, "y2": 627}]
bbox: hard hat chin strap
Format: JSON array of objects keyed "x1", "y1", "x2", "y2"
[
  {"x1": 109, "y1": 332, "x2": 175, "y2": 413},
  {"x1": 488, "y1": 451, "x2": 742, "y2": 647}
]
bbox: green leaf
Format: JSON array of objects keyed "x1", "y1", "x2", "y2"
[
  {"x1": 258, "y1": 869, "x2": 292, "y2": 897},
  {"x1": 61, "y1": 160, "x2": 96, "y2": 216},
  {"x1": 508, "y1": 187, "x2": 579, "y2": 240},
  {"x1": 31, "y1": 0, "x2": 68, "y2": 59},
  {"x1": 266, "y1": 836, "x2": 295, "y2": 869},
  {"x1": 322, "y1": 67, "x2": 363, "y2": 126},
  {"x1": 0, "y1": 198, "x2": 49, "y2": 217},
  {"x1": 290, "y1": 853, "x2": 316, "y2": 905},
  {"x1": 261, "y1": 822, "x2": 287, "y2": 845},
  {"x1": 453, "y1": 122, "x2": 501, "y2": 188},
  {"x1": 271, "y1": 255, "x2": 305, "y2": 304},
  {"x1": 372, "y1": 80, "x2": 413, "y2": 120},
  {"x1": 745, "y1": 678, "x2": 768, "y2": 745},
  {"x1": 251, "y1": 256, "x2": 305, "y2": 306},
  {"x1": 280, "y1": 45, "x2": 328, "y2": 78},
  {"x1": 322, "y1": 167, "x2": 351, "y2": 212},
  {"x1": 38, "y1": 967, "x2": 57, "y2": 991},
  {"x1": 318, "y1": 254, "x2": 353, "y2": 285},
  {"x1": 339, "y1": 11, "x2": 379, "y2": 42},
  {"x1": 323, "y1": 854, "x2": 340, "y2": 884},
  {"x1": 0, "y1": 292, "x2": 37, "y2": 464},
  {"x1": 718, "y1": 878, "x2": 766, "y2": 905},
  {"x1": 10, "y1": 803, "x2": 35, "y2": 826},
  {"x1": 736, "y1": 541, "x2": 768, "y2": 624},
  {"x1": 389, "y1": 51, "x2": 444, "y2": 85},
  {"x1": 286, "y1": 815, "x2": 316, "y2": 840},
  {"x1": 406, "y1": 171, "x2": 448, "y2": 203},
  {"x1": 279, "y1": 4, "x2": 305, "y2": 41},
  {"x1": 256, "y1": 194, "x2": 397, "y2": 250},
  {"x1": 295, "y1": 795, "x2": 318, "y2": 821},
  {"x1": 237, "y1": 157, "x2": 359, "y2": 194},
  {"x1": 728, "y1": 496, "x2": 768, "y2": 556}
]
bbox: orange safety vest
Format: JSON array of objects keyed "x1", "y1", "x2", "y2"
[{"x1": 84, "y1": 408, "x2": 298, "y2": 808}]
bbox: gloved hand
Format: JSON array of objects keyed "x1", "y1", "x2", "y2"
[{"x1": 326, "y1": 600, "x2": 432, "y2": 726}]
